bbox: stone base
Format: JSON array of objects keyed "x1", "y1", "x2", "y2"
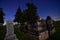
[
  {"x1": 4, "y1": 34, "x2": 18, "y2": 40},
  {"x1": 39, "y1": 30, "x2": 48, "y2": 40}
]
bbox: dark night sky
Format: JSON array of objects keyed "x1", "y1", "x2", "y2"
[{"x1": 0, "y1": 0, "x2": 60, "y2": 22}]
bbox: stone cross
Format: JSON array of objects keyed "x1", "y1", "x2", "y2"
[{"x1": 4, "y1": 19, "x2": 18, "y2": 40}]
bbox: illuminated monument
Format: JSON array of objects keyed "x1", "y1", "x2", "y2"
[{"x1": 4, "y1": 19, "x2": 18, "y2": 40}]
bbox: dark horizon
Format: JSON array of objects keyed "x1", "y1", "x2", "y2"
[{"x1": 0, "y1": 0, "x2": 60, "y2": 22}]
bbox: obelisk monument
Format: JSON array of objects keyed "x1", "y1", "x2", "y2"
[{"x1": 4, "y1": 19, "x2": 18, "y2": 40}]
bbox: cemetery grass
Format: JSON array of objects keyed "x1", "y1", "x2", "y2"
[{"x1": 0, "y1": 22, "x2": 60, "y2": 40}]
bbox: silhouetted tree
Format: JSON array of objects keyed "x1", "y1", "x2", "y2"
[
  {"x1": 23, "y1": 3, "x2": 39, "y2": 24},
  {"x1": 14, "y1": 6, "x2": 23, "y2": 23},
  {"x1": 46, "y1": 16, "x2": 52, "y2": 21},
  {"x1": 46, "y1": 16, "x2": 52, "y2": 38},
  {"x1": 0, "y1": 8, "x2": 5, "y2": 24}
]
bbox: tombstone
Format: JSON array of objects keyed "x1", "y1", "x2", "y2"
[
  {"x1": 4, "y1": 19, "x2": 18, "y2": 40},
  {"x1": 37, "y1": 20, "x2": 49, "y2": 40},
  {"x1": 23, "y1": 19, "x2": 49, "y2": 40}
]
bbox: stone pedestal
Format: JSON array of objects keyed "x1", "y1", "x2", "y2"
[
  {"x1": 4, "y1": 34, "x2": 18, "y2": 40},
  {"x1": 4, "y1": 19, "x2": 18, "y2": 40}
]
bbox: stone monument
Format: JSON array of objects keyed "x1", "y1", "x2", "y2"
[
  {"x1": 4, "y1": 19, "x2": 18, "y2": 40},
  {"x1": 28, "y1": 20, "x2": 49, "y2": 40}
]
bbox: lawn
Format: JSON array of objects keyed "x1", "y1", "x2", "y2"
[{"x1": 0, "y1": 21, "x2": 60, "y2": 40}]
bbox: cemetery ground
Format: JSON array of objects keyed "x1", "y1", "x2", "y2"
[{"x1": 0, "y1": 21, "x2": 60, "y2": 40}]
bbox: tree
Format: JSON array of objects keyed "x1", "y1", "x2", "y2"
[
  {"x1": 23, "y1": 3, "x2": 39, "y2": 24},
  {"x1": 46, "y1": 16, "x2": 53, "y2": 38},
  {"x1": 14, "y1": 6, "x2": 23, "y2": 23},
  {"x1": 46, "y1": 16, "x2": 52, "y2": 21},
  {"x1": 0, "y1": 8, "x2": 5, "y2": 24}
]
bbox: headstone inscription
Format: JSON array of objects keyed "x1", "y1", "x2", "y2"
[{"x1": 4, "y1": 19, "x2": 18, "y2": 40}]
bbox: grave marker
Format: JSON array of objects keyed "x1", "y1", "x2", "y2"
[{"x1": 4, "y1": 19, "x2": 18, "y2": 40}]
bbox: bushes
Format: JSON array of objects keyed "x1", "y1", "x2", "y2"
[{"x1": 0, "y1": 26, "x2": 6, "y2": 40}]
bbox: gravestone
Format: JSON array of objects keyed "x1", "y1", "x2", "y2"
[
  {"x1": 4, "y1": 19, "x2": 18, "y2": 40},
  {"x1": 37, "y1": 20, "x2": 48, "y2": 40},
  {"x1": 29, "y1": 20, "x2": 49, "y2": 40}
]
